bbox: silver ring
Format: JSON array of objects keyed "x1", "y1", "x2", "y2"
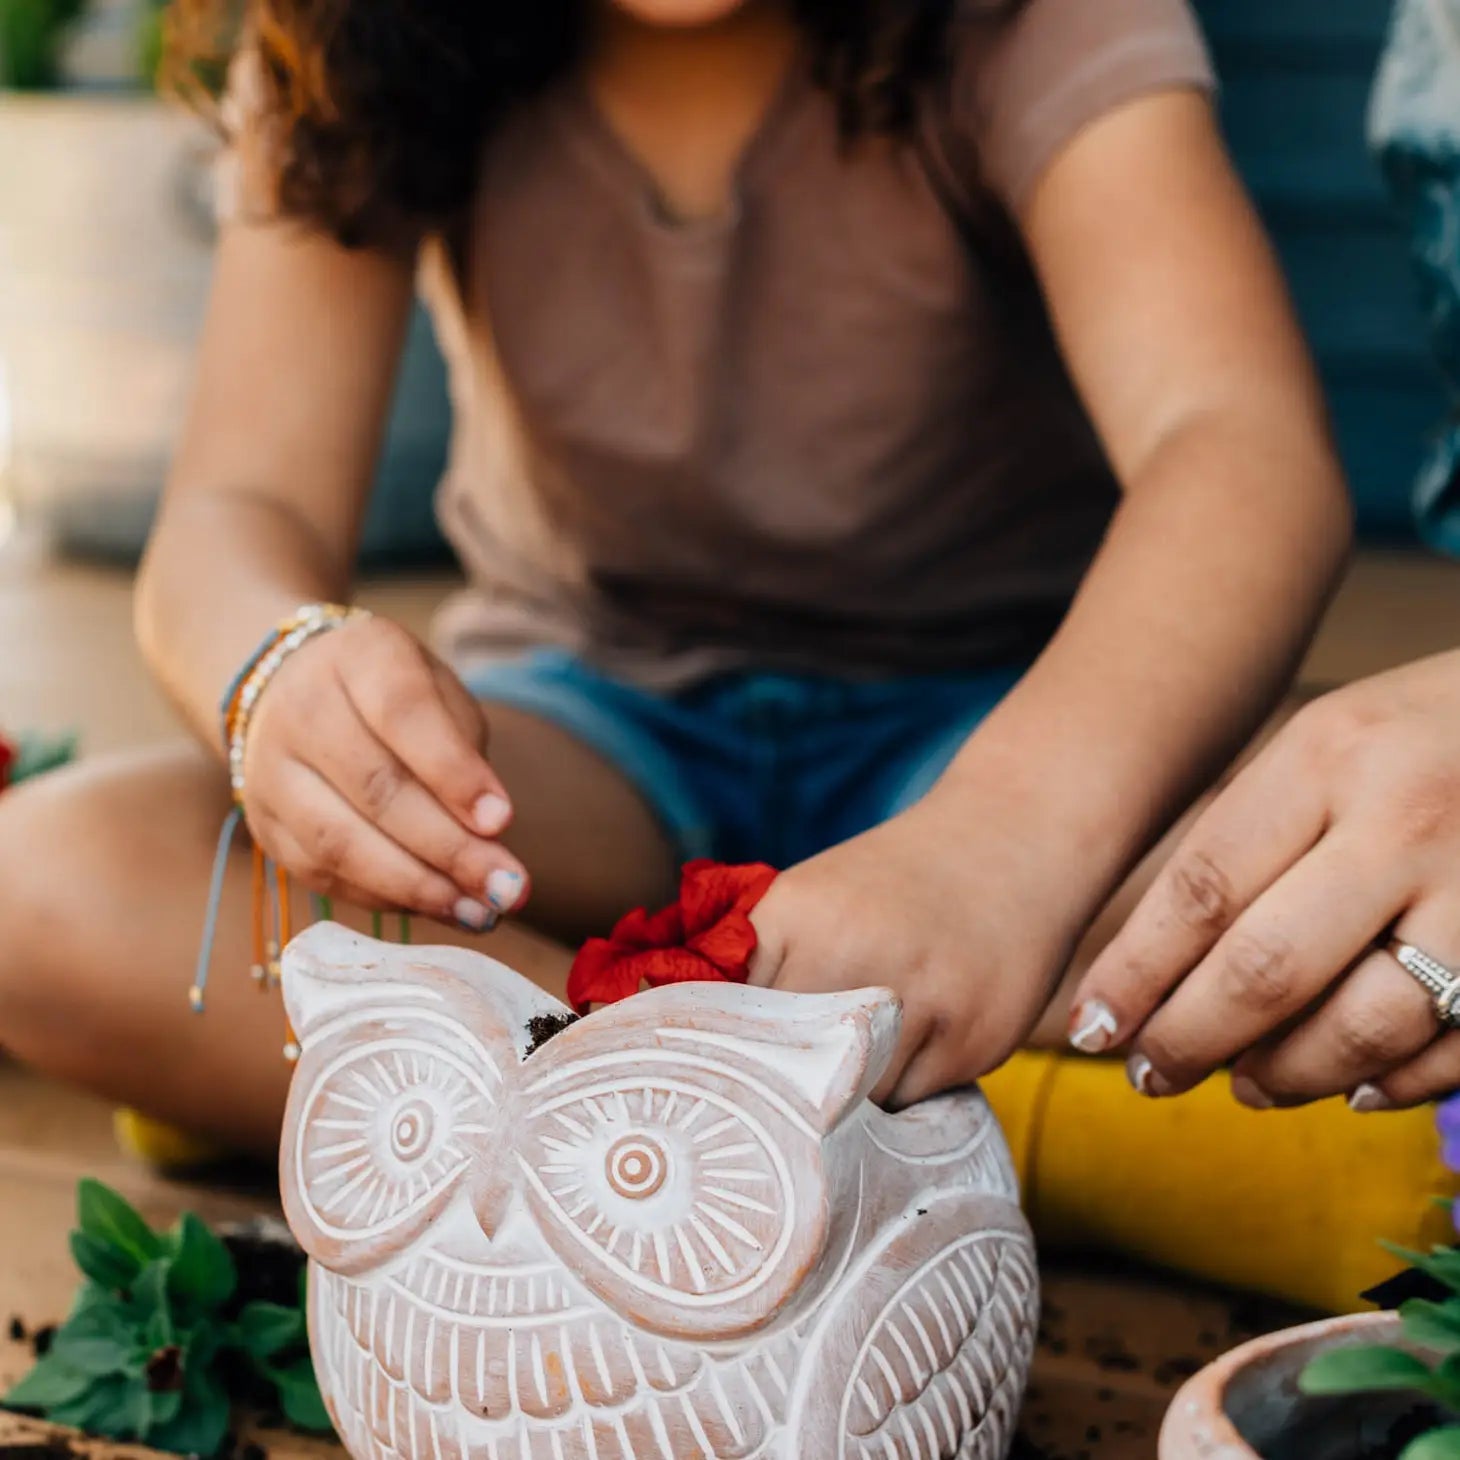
[{"x1": 1389, "y1": 941, "x2": 1460, "y2": 1029}]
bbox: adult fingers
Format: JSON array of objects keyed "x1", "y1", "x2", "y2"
[
  {"x1": 1123, "y1": 833, "x2": 1410, "y2": 1096},
  {"x1": 340, "y1": 622, "x2": 513, "y2": 836},
  {"x1": 1234, "y1": 900, "x2": 1460, "y2": 1107},
  {"x1": 1354, "y1": 1030, "x2": 1460, "y2": 1111},
  {"x1": 1066, "y1": 722, "x2": 1329, "y2": 1056}
]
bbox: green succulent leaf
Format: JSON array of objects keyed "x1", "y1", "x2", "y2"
[
  {"x1": 149, "y1": 1386, "x2": 184, "y2": 1427},
  {"x1": 1384, "y1": 1243, "x2": 1460, "y2": 1296},
  {"x1": 69, "y1": 1231, "x2": 144, "y2": 1291},
  {"x1": 120, "y1": 1378, "x2": 154, "y2": 1440},
  {"x1": 1402, "y1": 1427, "x2": 1460, "y2": 1460},
  {"x1": 167, "y1": 1213, "x2": 236, "y2": 1312},
  {"x1": 232, "y1": 1301, "x2": 305, "y2": 1361},
  {"x1": 147, "y1": 1364, "x2": 232, "y2": 1458},
  {"x1": 77, "y1": 1179, "x2": 162, "y2": 1271},
  {"x1": 132, "y1": 1259, "x2": 174, "y2": 1333},
  {"x1": 1431, "y1": 1355, "x2": 1460, "y2": 1410},
  {"x1": 13, "y1": 1182, "x2": 324, "y2": 1456},
  {"x1": 48, "y1": 1374, "x2": 135, "y2": 1438},
  {"x1": 1300, "y1": 1345, "x2": 1437, "y2": 1396},
  {"x1": 47, "y1": 1299, "x2": 142, "y2": 1377},
  {"x1": 266, "y1": 1356, "x2": 333, "y2": 1433},
  {"x1": 1403, "y1": 1300, "x2": 1460, "y2": 1356},
  {"x1": 3, "y1": 1356, "x2": 97, "y2": 1410}
]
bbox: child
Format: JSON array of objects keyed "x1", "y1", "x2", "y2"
[{"x1": 0, "y1": 0, "x2": 1349, "y2": 1154}]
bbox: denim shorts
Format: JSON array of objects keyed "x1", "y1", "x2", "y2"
[{"x1": 465, "y1": 650, "x2": 1025, "y2": 868}]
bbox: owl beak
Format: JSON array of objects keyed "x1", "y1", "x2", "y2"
[{"x1": 470, "y1": 1168, "x2": 515, "y2": 1239}]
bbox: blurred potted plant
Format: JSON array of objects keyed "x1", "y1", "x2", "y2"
[
  {"x1": 0, "y1": 0, "x2": 450, "y2": 567},
  {"x1": 1160, "y1": 1100, "x2": 1460, "y2": 1460},
  {"x1": 0, "y1": 0, "x2": 90, "y2": 89}
]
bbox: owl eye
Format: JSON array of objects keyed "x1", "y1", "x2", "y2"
[
  {"x1": 605, "y1": 1135, "x2": 668, "y2": 1199},
  {"x1": 294, "y1": 1037, "x2": 498, "y2": 1243},
  {"x1": 522, "y1": 1081, "x2": 794, "y2": 1304}
]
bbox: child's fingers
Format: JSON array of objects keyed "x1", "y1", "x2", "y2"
[
  {"x1": 341, "y1": 622, "x2": 512, "y2": 835},
  {"x1": 308, "y1": 694, "x2": 529, "y2": 911},
  {"x1": 259, "y1": 761, "x2": 495, "y2": 928},
  {"x1": 1066, "y1": 730, "x2": 1329, "y2": 1056}
]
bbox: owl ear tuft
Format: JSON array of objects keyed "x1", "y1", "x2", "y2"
[
  {"x1": 281, "y1": 922, "x2": 412, "y2": 1038},
  {"x1": 281, "y1": 921, "x2": 570, "y2": 1053},
  {"x1": 642, "y1": 982, "x2": 902, "y2": 1133}
]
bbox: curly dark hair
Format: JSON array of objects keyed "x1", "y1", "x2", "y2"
[{"x1": 164, "y1": 0, "x2": 985, "y2": 249}]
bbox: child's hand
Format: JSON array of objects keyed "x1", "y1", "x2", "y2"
[
  {"x1": 240, "y1": 615, "x2": 528, "y2": 928},
  {"x1": 748, "y1": 794, "x2": 1075, "y2": 1107}
]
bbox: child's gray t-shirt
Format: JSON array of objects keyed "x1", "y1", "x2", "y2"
[{"x1": 415, "y1": 0, "x2": 1215, "y2": 687}]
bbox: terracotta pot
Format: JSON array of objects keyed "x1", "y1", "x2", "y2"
[
  {"x1": 278, "y1": 923, "x2": 1039, "y2": 1459},
  {"x1": 1161, "y1": 1311, "x2": 1445, "y2": 1460}
]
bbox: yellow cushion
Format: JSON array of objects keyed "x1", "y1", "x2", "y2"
[
  {"x1": 982, "y1": 1052, "x2": 1457, "y2": 1314},
  {"x1": 113, "y1": 1108, "x2": 225, "y2": 1173}
]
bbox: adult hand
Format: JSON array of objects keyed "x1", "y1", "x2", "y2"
[
  {"x1": 1068, "y1": 650, "x2": 1460, "y2": 1111},
  {"x1": 241, "y1": 615, "x2": 529, "y2": 928}
]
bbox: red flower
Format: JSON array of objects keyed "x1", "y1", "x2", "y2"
[
  {"x1": 566, "y1": 860, "x2": 779, "y2": 1014},
  {"x1": 0, "y1": 733, "x2": 14, "y2": 793}
]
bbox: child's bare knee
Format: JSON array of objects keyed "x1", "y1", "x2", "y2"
[{"x1": 0, "y1": 766, "x2": 123, "y2": 1035}]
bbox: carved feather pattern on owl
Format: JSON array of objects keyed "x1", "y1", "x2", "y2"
[{"x1": 280, "y1": 924, "x2": 1038, "y2": 1460}]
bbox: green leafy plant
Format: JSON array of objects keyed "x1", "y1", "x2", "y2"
[
  {"x1": 134, "y1": 0, "x2": 167, "y2": 90},
  {"x1": 3, "y1": 1180, "x2": 331, "y2": 1456},
  {"x1": 1301, "y1": 1236, "x2": 1460, "y2": 1460},
  {"x1": 0, "y1": 0, "x2": 86, "y2": 89}
]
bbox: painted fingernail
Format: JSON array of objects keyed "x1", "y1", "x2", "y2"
[
  {"x1": 1069, "y1": 999, "x2": 1119, "y2": 1054},
  {"x1": 472, "y1": 793, "x2": 512, "y2": 836},
  {"x1": 1230, "y1": 1075, "x2": 1275, "y2": 1110},
  {"x1": 486, "y1": 867, "x2": 526, "y2": 912},
  {"x1": 1349, "y1": 1082, "x2": 1394, "y2": 1114},
  {"x1": 453, "y1": 897, "x2": 497, "y2": 933},
  {"x1": 1126, "y1": 1054, "x2": 1171, "y2": 1098},
  {"x1": 1127, "y1": 1062, "x2": 1162, "y2": 1097}
]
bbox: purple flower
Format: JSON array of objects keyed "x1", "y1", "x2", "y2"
[{"x1": 1438, "y1": 1094, "x2": 1460, "y2": 1176}]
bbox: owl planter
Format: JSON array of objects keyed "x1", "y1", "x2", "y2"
[{"x1": 279, "y1": 923, "x2": 1038, "y2": 1460}]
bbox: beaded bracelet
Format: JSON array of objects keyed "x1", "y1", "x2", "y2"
[
  {"x1": 222, "y1": 603, "x2": 370, "y2": 807},
  {"x1": 193, "y1": 602, "x2": 373, "y2": 1058}
]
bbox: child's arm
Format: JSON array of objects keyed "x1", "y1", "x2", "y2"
[
  {"x1": 139, "y1": 223, "x2": 411, "y2": 737},
  {"x1": 751, "y1": 91, "x2": 1352, "y2": 1103},
  {"x1": 136, "y1": 219, "x2": 524, "y2": 924}
]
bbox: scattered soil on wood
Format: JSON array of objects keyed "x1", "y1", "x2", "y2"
[
  {"x1": 0, "y1": 1441, "x2": 80, "y2": 1460},
  {"x1": 221, "y1": 1221, "x2": 304, "y2": 1316}
]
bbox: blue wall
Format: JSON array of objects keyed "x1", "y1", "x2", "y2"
[{"x1": 1196, "y1": 0, "x2": 1445, "y2": 539}]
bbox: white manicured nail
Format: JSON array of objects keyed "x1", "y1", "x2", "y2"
[
  {"x1": 486, "y1": 868, "x2": 525, "y2": 912},
  {"x1": 1126, "y1": 1054, "x2": 1172, "y2": 1097},
  {"x1": 454, "y1": 897, "x2": 496, "y2": 932},
  {"x1": 1348, "y1": 1083, "x2": 1394, "y2": 1114},
  {"x1": 1069, "y1": 1000, "x2": 1118, "y2": 1054},
  {"x1": 473, "y1": 793, "x2": 512, "y2": 836}
]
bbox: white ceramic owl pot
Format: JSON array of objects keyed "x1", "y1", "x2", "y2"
[{"x1": 278, "y1": 923, "x2": 1038, "y2": 1460}]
